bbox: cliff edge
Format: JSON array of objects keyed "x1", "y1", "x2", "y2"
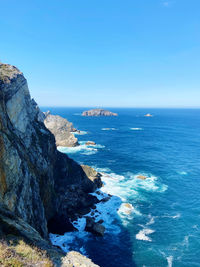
[{"x1": 0, "y1": 63, "x2": 100, "y2": 266}]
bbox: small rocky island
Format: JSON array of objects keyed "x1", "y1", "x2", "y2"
[{"x1": 82, "y1": 108, "x2": 118, "y2": 117}]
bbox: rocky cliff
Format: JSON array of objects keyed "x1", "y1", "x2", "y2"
[
  {"x1": 0, "y1": 63, "x2": 100, "y2": 266},
  {"x1": 44, "y1": 112, "x2": 79, "y2": 147}
]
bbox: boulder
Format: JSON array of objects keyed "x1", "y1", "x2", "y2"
[{"x1": 85, "y1": 217, "x2": 105, "y2": 236}]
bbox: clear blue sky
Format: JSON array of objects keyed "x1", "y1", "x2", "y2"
[{"x1": 1, "y1": 0, "x2": 200, "y2": 107}]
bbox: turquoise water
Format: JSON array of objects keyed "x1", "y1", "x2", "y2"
[{"x1": 42, "y1": 108, "x2": 200, "y2": 267}]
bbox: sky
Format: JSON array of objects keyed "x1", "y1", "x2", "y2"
[{"x1": 0, "y1": 0, "x2": 200, "y2": 107}]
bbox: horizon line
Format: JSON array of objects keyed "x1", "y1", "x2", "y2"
[{"x1": 39, "y1": 106, "x2": 200, "y2": 109}]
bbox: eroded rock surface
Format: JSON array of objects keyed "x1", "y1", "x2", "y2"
[
  {"x1": 44, "y1": 113, "x2": 79, "y2": 147},
  {"x1": 0, "y1": 63, "x2": 101, "y2": 266}
]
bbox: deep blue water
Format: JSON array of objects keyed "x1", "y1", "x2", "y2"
[{"x1": 42, "y1": 107, "x2": 200, "y2": 267}]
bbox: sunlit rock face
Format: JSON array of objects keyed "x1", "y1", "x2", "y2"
[
  {"x1": 44, "y1": 113, "x2": 79, "y2": 147},
  {"x1": 0, "y1": 64, "x2": 100, "y2": 238}
]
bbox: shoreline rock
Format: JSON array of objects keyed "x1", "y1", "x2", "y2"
[
  {"x1": 0, "y1": 63, "x2": 101, "y2": 266},
  {"x1": 82, "y1": 108, "x2": 118, "y2": 117},
  {"x1": 44, "y1": 112, "x2": 79, "y2": 147}
]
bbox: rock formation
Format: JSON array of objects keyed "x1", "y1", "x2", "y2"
[
  {"x1": 85, "y1": 141, "x2": 96, "y2": 146},
  {"x1": 82, "y1": 109, "x2": 118, "y2": 117},
  {"x1": 44, "y1": 113, "x2": 79, "y2": 147},
  {"x1": 0, "y1": 63, "x2": 100, "y2": 266}
]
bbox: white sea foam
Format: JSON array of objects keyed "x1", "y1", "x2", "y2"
[
  {"x1": 146, "y1": 215, "x2": 155, "y2": 226},
  {"x1": 49, "y1": 231, "x2": 90, "y2": 253},
  {"x1": 178, "y1": 171, "x2": 187, "y2": 175},
  {"x1": 73, "y1": 130, "x2": 88, "y2": 135},
  {"x1": 162, "y1": 213, "x2": 181, "y2": 219},
  {"x1": 57, "y1": 141, "x2": 104, "y2": 155},
  {"x1": 130, "y1": 128, "x2": 143, "y2": 131},
  {"x1": 101, "y1": 128, "x2": 117, "y2": 131},
  {"x1": 72, "y1": 217, "x2": 86, "y2": 231},
  {"x1": 136, "y1": 228, "x2": 155, "y2": 242},
  {"x1": 167, "y1": 256, "x2": 173, "y2": 267},
  {"x1": 50, "y1": 168, "x2": 167, "y2": 253}
]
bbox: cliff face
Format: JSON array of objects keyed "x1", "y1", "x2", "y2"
[
  {"x1": 0, "y1": 64, "x2": 100, "y2": 240},
  {"x1": 44, "y1": 113, "x2": 79, "y2": 147}
]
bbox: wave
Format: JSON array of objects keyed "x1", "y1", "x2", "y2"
[
  {"x1": 50, "y1": 168, "x2": 167, "y2": 253},
  {"x1": 162, "y1": 213, "x2": 181, "y2": 219},
  {"x1": 177, "y1": 171, "x2": 188, "y2": 175},
  {"x1": 57, "y1": 141, "x2": 104, "y2": 155},
  {"x1": 136, "y1": 228, "x2": 155, "y2": 242},
  {"x1": 130, "y1": 128, "x2": 143, "y2": 131},
  {"x1": 167, "y1": 256, "x2": 173, "y2": 267},
  {"x1": 73, "y1": 130, "x2": 88, "y2": 135},
  {"x1": 101, "y1": 128, "x2": 117, "y2": 131},
  {"x1": 49, "y1": 231, "x2": 90, "y2": 253}
]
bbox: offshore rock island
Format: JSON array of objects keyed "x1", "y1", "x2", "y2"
[
  {"x1": 0, "y1": 63, "x2": 102, "y2": 266},
  {"x1": 82, "y1": 108, "x2": 118, "y2": 117}
]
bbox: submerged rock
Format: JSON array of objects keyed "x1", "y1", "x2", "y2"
[
  {"x1": 82, "y1": 108, "x2": 118, "y2": 117},
  {"x1": 44, "y1": 113, "x2": 79, "y2": 147},
  {"x1": 85, "y1": 217, "x2": 105, "y2": 236}
]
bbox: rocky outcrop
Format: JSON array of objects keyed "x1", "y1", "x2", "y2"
[
  {"x1": 85, "y1": 217, "x2": 105, "y2": 236},
  {"x1": 82, "y1": 109, "x2": 118, "y2": 117},
  {"x1": 85, "y1": 141, "x2": 96, "y2": 146},
  {"x1": 81, "y1": 165, "x2": 103, "y2": 189},
  {"x1": 0, "y1": 63, "x2": 101, "y2": 266},
  {"x1": 44, "y1": 113, "x2": 79, "y2": 147}
]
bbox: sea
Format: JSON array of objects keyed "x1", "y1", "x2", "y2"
[{"x1": 41, "y1": 107, "x2": 200, "y2": 267}]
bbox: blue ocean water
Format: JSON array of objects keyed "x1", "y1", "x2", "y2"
[{"x1": 42, "y1": 107, "x2": 200, "y2": 267}]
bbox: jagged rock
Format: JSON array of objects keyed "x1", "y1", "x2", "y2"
[
  {"x1": 82, "y1": 109, "x2": 118, "y2": 117},
  {"x1": 85, "y1": 141, "x2": 96, "y2": 146},
  {"x1": 85, "y1": 217, "x2": 105, "y2": 236},
  {"x1": 44, "y1": 113, "x2": 79, "y2": 147},
  {"x1": 0, "y1": 63, "x2": 101, "y2": 236},
  {"x1": 0, "y1": 63, "x2": 102, "y2": 266},
  {"x1": 81, "y1": 165, "x2": 103, "y2": 188},
  {"x1": 62, "y1": 251, "x2": 100, "y2": 267}
]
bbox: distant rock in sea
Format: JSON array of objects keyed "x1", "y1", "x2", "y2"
[
  {"x1": 144, "y1": 113, "x2": 153, "y2": 117},
  {"x1": 44, "y1": 112, "x2": 79, "y2": 147},
  {"x1": 82, "y1": 108, "x2": 118, "y2": 117}
]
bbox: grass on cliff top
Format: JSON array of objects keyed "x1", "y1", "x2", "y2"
[
  {"x1": 0, "y1": 64, "x2": 20, "y2": 82},
  {"x1": 0, "y1": 237, "x2": 53, "y2": 267}
]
